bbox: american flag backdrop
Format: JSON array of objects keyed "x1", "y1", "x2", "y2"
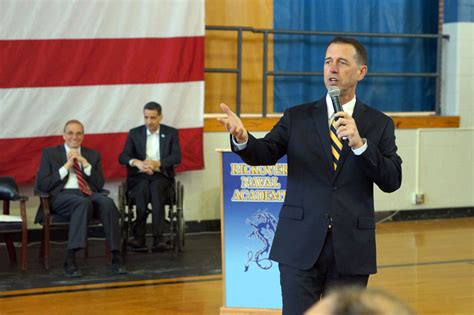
[{"x1": 0, "y1": 0, "x2": 205, "y2": 184}]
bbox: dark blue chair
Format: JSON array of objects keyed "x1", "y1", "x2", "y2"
[{"x1": 0, "y1": 176, "x2": 28, "y2": 271}]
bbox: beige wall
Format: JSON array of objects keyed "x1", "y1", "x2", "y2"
[{"x1": 442, "y1": 23, "x2": 474, "y2": 127}]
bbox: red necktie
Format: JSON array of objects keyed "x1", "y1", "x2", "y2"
[{"x1": 73, "y1": 159, "x2": 92, "y2": 196}]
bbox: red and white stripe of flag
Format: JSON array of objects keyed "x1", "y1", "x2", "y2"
[{"x1": 0, "y1": 0, "x2": 205, "y2": 183}]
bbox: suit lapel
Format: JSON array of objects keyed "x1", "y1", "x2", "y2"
[
  {"x1": 333, "y1": 139, "x2": 351, "y2": 180},
  {"x1": 139, "y1": 126, "x2": 147, "y2": 159},
  {"x1": 55, "y1": 145, "x2": 69, "y2": 185},
  {"x1": 81, "y1": 147, "x2": 91, "y2": 167},
  {"x1": 56, "y1": 145, "x2": 68, "y2": 166},
  {"x1": 159, "y1": 127, "x2": 166, "y2": 157},
  {"x1": 352, "y1": 101, "x2": 369, "y2": 139},
  {"x1": 311, "y1": 100, "x2": 333, "y2": 173}
]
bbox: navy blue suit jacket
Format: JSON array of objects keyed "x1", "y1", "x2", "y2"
[{"x1": 232, "y1": 98, "x2": 402, "y2": 275}]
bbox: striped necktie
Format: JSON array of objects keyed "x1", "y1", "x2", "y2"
[
  {"x1": 73, "y1": 159, "x2": 92, "y2": 196},
  {"x1": 329, "y1": 120, "x2": 343, "y2": 171}
]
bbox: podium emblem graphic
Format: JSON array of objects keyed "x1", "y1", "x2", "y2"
[{"x1": 244, "y1": 209, "x2": 278, "y2": 272}]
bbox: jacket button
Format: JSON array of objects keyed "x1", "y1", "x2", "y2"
[{"x1": 333, "y1": 186, "x2": 337, "y2": 191}]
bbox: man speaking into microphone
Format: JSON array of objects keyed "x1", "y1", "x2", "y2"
[{"x1": 218, "y1": 37, "x2": 402, "y2": 315}]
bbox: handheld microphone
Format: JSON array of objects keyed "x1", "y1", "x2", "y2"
[
  {"x1": 328, "y1": 86, "x2": 343, "y2": 121},
  {"x1": 328, "y1": 86, "x2": 348, "y2": 142}
]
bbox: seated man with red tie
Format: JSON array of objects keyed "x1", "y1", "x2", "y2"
[{"x1": 35, "y1": 119, "x2": 126, "y2": 277}]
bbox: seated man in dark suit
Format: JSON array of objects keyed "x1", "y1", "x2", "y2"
[
  {"x1": 35, "y1": 119, "x2": 126, "y2": 277},
  {"x1": 119, "y1": 101, "x2": 181, "y2": 252}
]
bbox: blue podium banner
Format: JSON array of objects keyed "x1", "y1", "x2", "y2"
[{"x1": 221, "y1": 151, "x2": 287, "y2": 309}]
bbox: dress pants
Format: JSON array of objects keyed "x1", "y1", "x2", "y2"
[
  {"x1": 279, "y1": 229, "x2": 369, "y2": 315},
  {"x1": 51, "y1": 189, "x2": 121, "y2": 251},
  {"x1": 129, "y1": 173, "x2": 173, "y2": 240}
]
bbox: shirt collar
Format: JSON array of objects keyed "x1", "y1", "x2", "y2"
[
  {"x1": 146, "y1": 127, "x2": 160, "y2": 136},
  {"x1": 64, "y1": 144, "x2": 81, "y2": 154},
  {"x1": 326, "y1": 94, "x2": 357, "y2": 119},
  {"x1": 146, "y1": 128, "x2": 160, "y2": 136}
]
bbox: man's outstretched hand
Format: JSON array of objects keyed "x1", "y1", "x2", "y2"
[{"x1": 217, "y1": 103, "x2": 248, "y2": 144}]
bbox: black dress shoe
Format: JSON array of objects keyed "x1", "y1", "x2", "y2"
[
  {"x1": 111, "y1": 263, "x2": 128, "y2": 274},
  {"x1": 128, "y1": 238, "x2": 147, "y2": 252},
  {"x1": 64, "y1": 261, "x2": 82, "y2": 278},
  {"x1": 151, "y1": 241, "x2": 171, "y2": 253}
]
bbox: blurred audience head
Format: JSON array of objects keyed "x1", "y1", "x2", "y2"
[{"x1": 305, "y1": 286, "x2": 415, "y2": 315}]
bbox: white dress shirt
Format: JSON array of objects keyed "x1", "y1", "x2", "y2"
[
  {"x1": 146, "y1": 128, "x2": 161, "y2": 161},
  {"x1": 129, "y1": 128, "x2": 162, "y2": 172}
]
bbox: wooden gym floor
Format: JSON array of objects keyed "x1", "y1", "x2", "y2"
[{"x1": 0, "y1": 218, "x2": 472, "y2": 314}]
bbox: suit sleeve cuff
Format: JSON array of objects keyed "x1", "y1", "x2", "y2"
[
  {"x1": 232, "y1": 136, "x2": 248, "y2": 151},
  {"x1": 83, "y1": 164, "x2": 92, "y2": 176},
  {"x1": 59, "y1": 166, "x2": 68, "y2": 180}
]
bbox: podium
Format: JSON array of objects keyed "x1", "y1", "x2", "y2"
[{"x1": 218, "y1": 150, "x2": 286, "y2": 315}]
